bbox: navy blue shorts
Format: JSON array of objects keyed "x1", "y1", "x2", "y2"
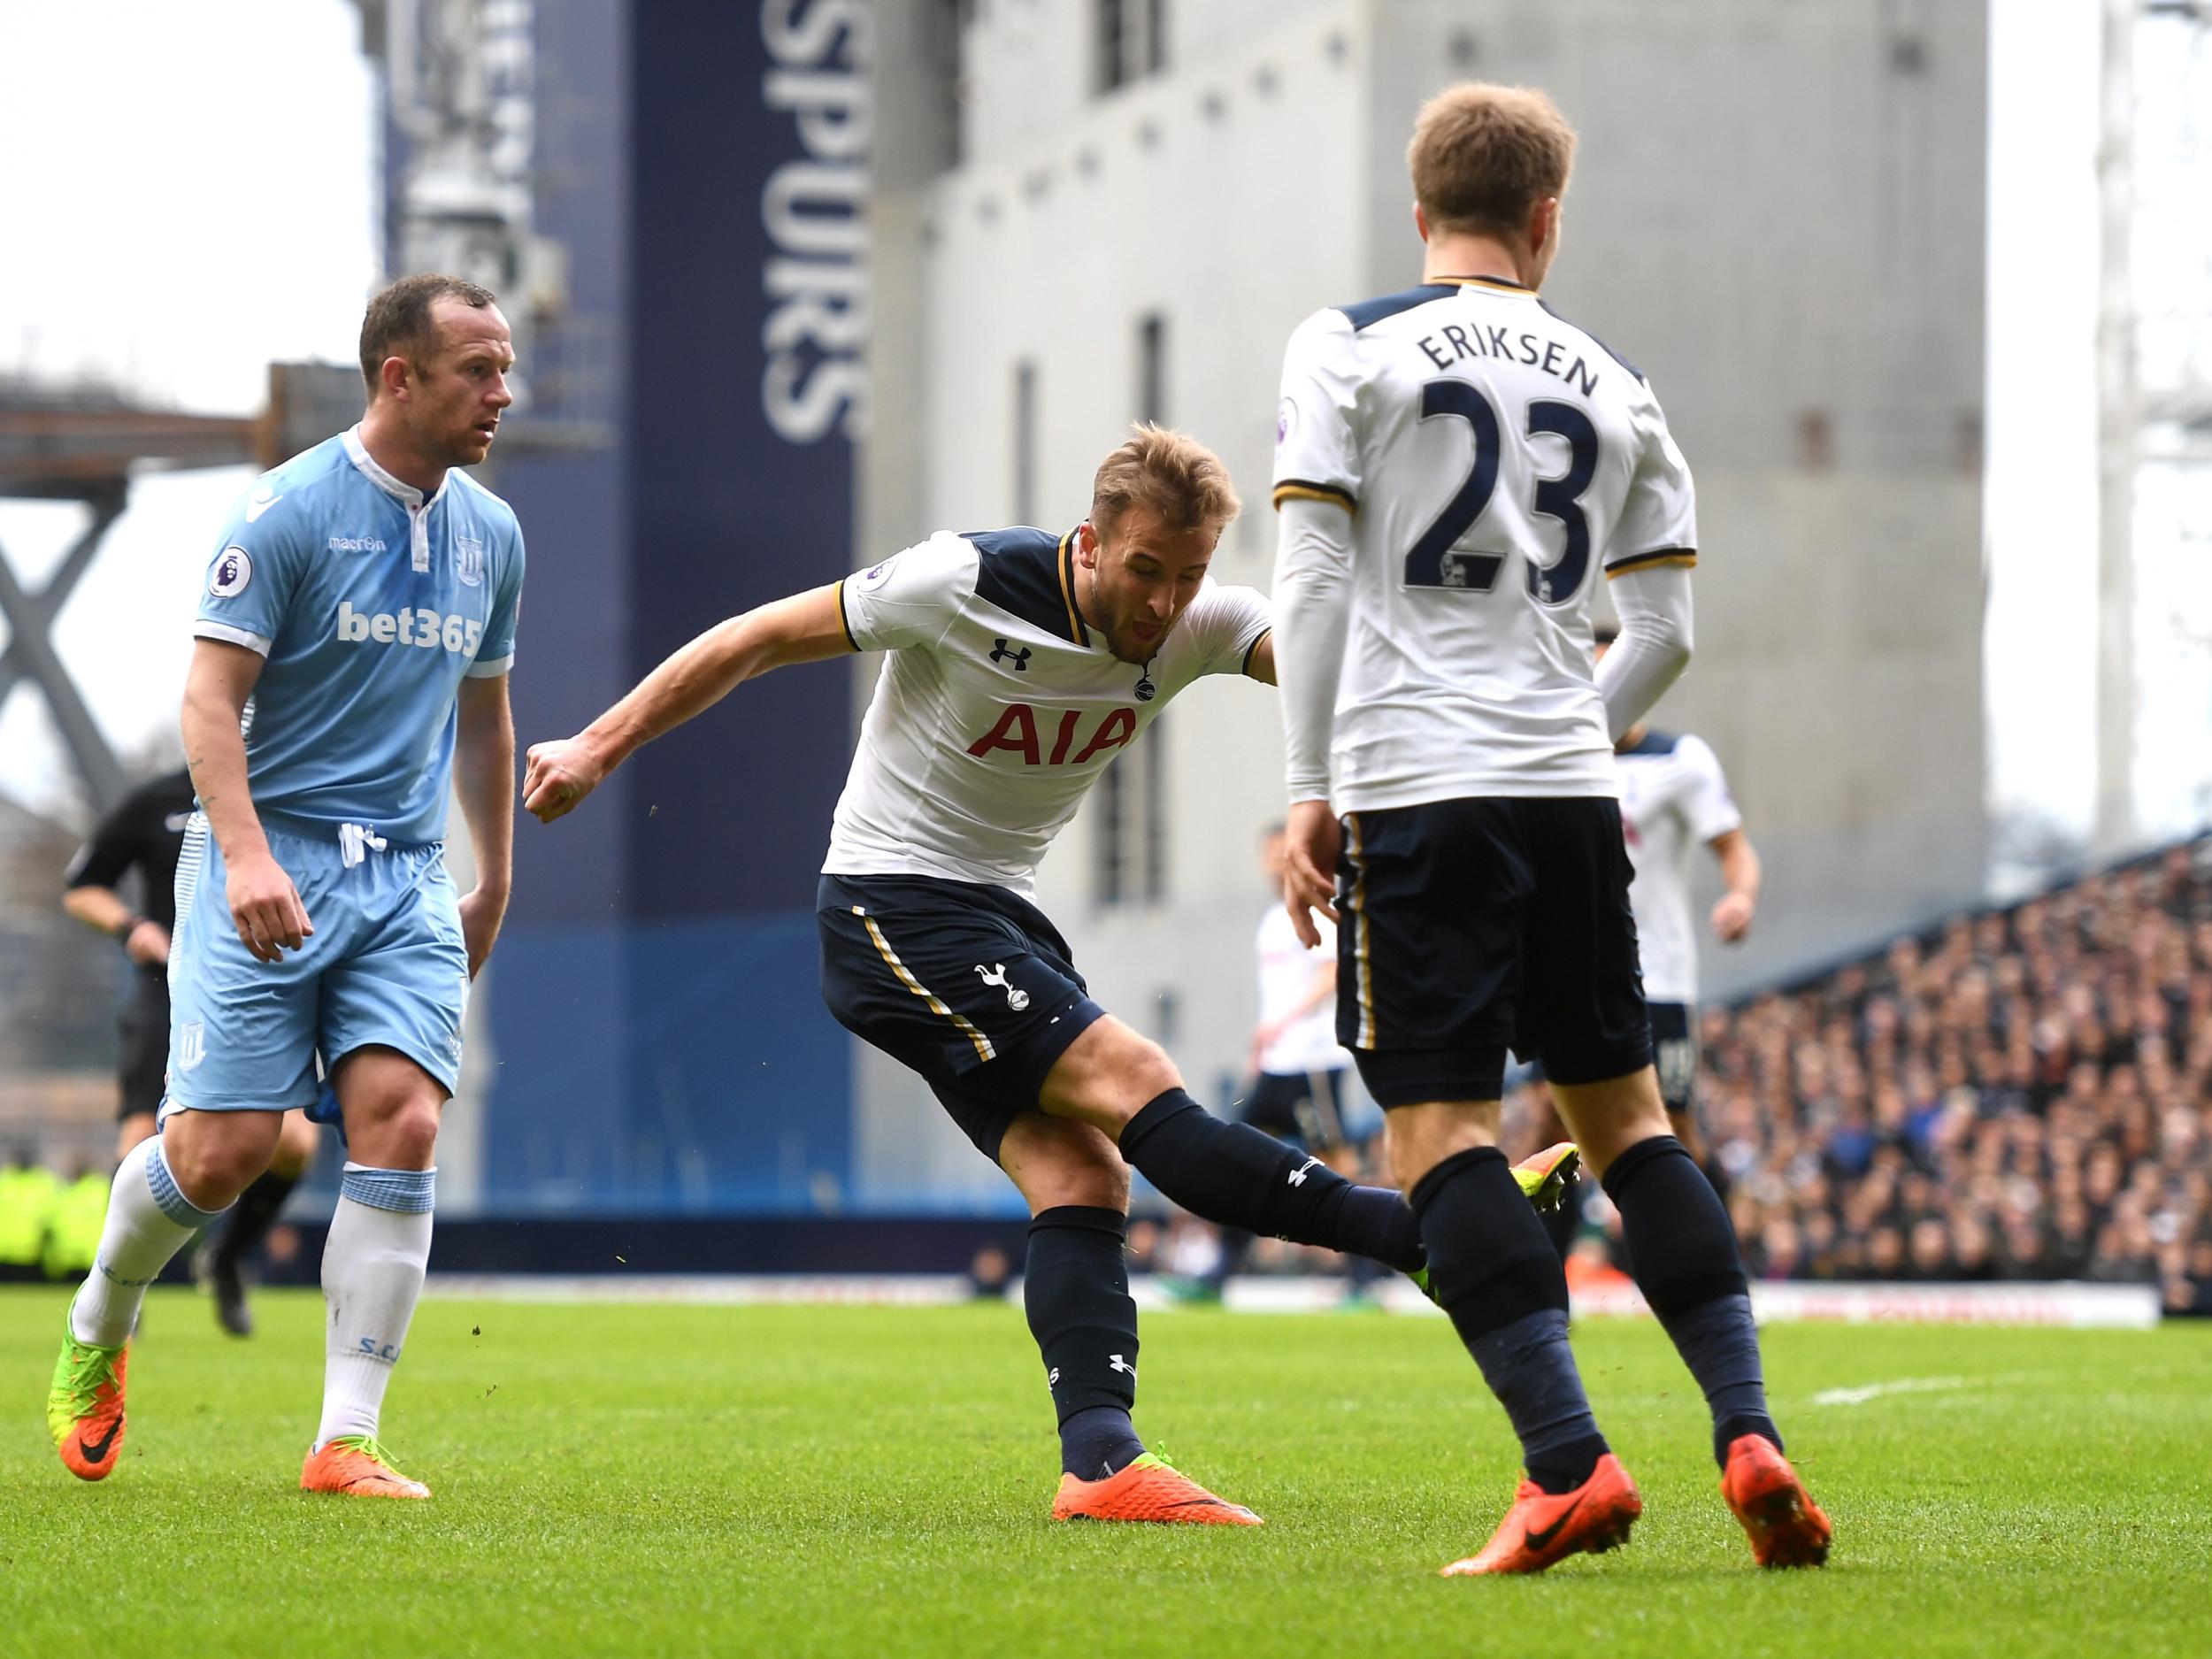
[
  {"x1": 1335, "y1": 797, "x2": 1652, "y2": 1105},
  {"x1": 817, "y1": 873, "x2": 1106, "y2": 1163}
]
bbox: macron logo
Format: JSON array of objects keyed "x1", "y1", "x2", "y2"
[{"x1": 337, "y1": 600, "x2": 483, "y2": 657}]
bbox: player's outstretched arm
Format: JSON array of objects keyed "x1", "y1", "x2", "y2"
[
  {"x1": 181, "y1": 637, "x2": 311, "y2": 963},
  {"x1": 453, "y1": 673, "x2": 515, "y2": 977},
  {"x1": 525, "y1": 583, "x2": 853, "y2": 823},
  {"x1": 1245, "y1": 630, "x2": 1278, "y2": 687}
]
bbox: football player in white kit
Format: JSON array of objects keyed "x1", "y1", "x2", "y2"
[
  {"x1": 525, "y1": 426, "x2": 1559, "y2": 1529},
  {"x1": 1595, "y1": 623, "x2": 1763, "y2": 1171},
  {"x1": 1272, "y1": 83, "x2": 1828, "y2": 1573},
  {"x1": 1170, "y1": 826, "x2": 1373, "y2": 1304}
]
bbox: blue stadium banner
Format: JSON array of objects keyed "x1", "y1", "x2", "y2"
[
  {"x1": 480, "y1": 1, "x2": 870, "y2": 1211},
  {"x1": 629, "y1": 0, "x2": 870, "y2": 917}
]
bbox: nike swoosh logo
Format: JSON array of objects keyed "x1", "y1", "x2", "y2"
[
  {"x1": 78, "y1": 1417, "x2": 122, "y2": 1464},
  {"x1": 245, "y1": 494, "x2": 282, "y2": 522},
  {"x1": 1523, "y1": 1492, "x2": 1586, "y2": 1552}
]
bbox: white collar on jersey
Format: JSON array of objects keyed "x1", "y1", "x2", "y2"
[{"x1": 342, "y1": 425, "x2": 451, "y2": 512}]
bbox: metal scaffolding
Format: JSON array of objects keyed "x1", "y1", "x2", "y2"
[
  {"x1": 2098, "y1": 0, "x2": 2212, "y2": 848},
  {"x1": 353, "y1": 0, "x2": 610, "y2": 450},
  {"x1": 0, "y1": 365, "x2": 360, "y2": 812},
  {"x1": 0, "y1": 386, "x2": 260, "y2": 810}
]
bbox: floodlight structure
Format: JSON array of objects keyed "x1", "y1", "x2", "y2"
[
  {"x1": 0, "y1": 385, "x2": 259, "y2": 811},
  {"x1": 352, "y1": 0, "x2": 610, "y2": 453},
  {"x1": 2098, "y1": 0, "x2": 2212, "y2": 849}
]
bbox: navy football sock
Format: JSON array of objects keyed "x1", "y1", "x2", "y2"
[
  {"x1": 1472, "y1": 1310, "x2": 1612, "y2": 1495},
  {"x1": 1602, "y1": 1134, "x2": 1781, "y2": 1466},
  {"x1": 1410, "y1": 1146, "x2": 1608, "y2": 1494},
  {"x1": 1059, "y1": 1406, "x2": 1144, "y2": 1482},
  {"x1": 1024, "y1": 1206, "x2": 1146, "y2": 1479},
  {"x1": 1118, "y1": 1091, "x2": 1425, "y2": 1273}
]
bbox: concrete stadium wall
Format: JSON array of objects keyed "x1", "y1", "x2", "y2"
[{"x1": 855, "y1": 0, "x2": 1989, "y2": 1184}]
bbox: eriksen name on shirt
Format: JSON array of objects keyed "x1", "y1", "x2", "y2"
[{"x1": 1411, "y1": 324, "x2": 1603, "y2": 397}]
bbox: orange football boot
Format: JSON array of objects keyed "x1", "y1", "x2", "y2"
[
  {"x1": 1721, "y1": 1434, "x2": 1831, "y2": 1567},
  {"x1": 1440, "y1": 1453, "x2": 1641, "y2": 1576},
  {"x1": 1052, "y1": 1452, "x2": 1262, "y2": 1525},
  {"x1": 49, "y1": 1327, "x2": 129, "y2": 1481},
  {"x1": 301, "y1": 1435, "x2": 431, "y2": 1499}
]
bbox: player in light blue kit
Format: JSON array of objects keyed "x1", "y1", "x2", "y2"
[{"x1": 47, "y1": 274, "x2": 525, "y2": 1500}]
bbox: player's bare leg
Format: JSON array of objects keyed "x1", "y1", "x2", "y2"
[
  {"x1": 50, "y1": 1108, "x2": 280, "y2": 1479},
  {"x1": 300, "y1": 1045, "x2": 442, "y2": 1501},
  {"x1": 1552, "y1": 1069, "x2": 1829, "y2": 1567},
  {"x1": 1040, "y1": 1017, "x2": 1429, "y2": 1276},
  {"x1": 995, "y1": 1113, "x2": 1260, "y2": 1525}
]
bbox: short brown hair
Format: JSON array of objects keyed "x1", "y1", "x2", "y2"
[
  {"x1": 358, "y1": 273, "x2": 498, "y2": 396},
  {"x1": 1408, "y1": 83, "x2": 1577, "y2": 238},
  {"x1": 1090, "y1": 423, "x2": 1242, "y2": 537}
]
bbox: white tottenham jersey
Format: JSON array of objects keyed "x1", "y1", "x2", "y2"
[
  {"x1": 1616, "y1": 730, "x2": 1741, "y2": 1003},
  {"x1": 1255, "y1": 903, "x2": 1352, "y2": 1075},
  {"x1": 826, "y1": 526, "x2": 1271, "y2": 894},
  {"x1": 1273, "y1": 276, "x2": 1697, "y2": 808}
]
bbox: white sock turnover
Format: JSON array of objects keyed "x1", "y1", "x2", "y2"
[{"x1": 71, "y1": 1136, "x2": 227, "y2": 1347}]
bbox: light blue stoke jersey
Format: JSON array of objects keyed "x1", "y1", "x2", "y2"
[{"x1": 194, "y1": 426, "x2": 525, "y2": 845}]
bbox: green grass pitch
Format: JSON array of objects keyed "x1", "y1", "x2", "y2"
[{"x1": 6, "y1": 1286, "x2": 2208, "y2": 1659}]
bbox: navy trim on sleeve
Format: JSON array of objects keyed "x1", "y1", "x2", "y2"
[
  {"x1": 1272, "y1": 479, "x2": 1357, "y2": 512},
  {"x1": 1605, "y1": 546, "x2": 1696, "y2": 576},
  {"x1": 833, "y1": 579, "x2": 860, "y2": 652}
]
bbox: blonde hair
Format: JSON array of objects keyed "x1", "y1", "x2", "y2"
[
  {"x1": 1090, "y1": 423, "x2": 1242, "y2": 536},
  {"x1": 1408, "y1": 82, "x2": 1577, "y2": 238}
]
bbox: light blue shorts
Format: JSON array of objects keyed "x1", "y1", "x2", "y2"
[{"x1": 161, "y1": 812, "x2": 468, "y2": 1116}]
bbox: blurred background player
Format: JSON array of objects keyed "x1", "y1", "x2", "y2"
[
  {"x1": 1171, "y1": 824, "x2": 1383, "y2": 1305},
  {"x1": 1594, "y1": 624, "x2": 1763, "y2": 1176},
  {"x1": 63, "y1": 764, "x2": 319, "y2": 1335},
  {"x1": 1272, "y1": 82, "x2": 1828, "y2": 1574},
  {"x1": 44, "y1": 273, "x2": 524, "y2": 1502}
]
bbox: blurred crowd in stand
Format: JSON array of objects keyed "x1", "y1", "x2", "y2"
[
  {"x1": 1141, "y1": 840, "x2": 2212, "y2": 1319},
  {"x1": 1507, "y1": 840, "x2": 2212, "y2": 1317}
]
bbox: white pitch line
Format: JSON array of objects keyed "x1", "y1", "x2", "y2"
[{"x1": 1812, "y1": 1375, "x2": 1971, "y2": 1407}]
